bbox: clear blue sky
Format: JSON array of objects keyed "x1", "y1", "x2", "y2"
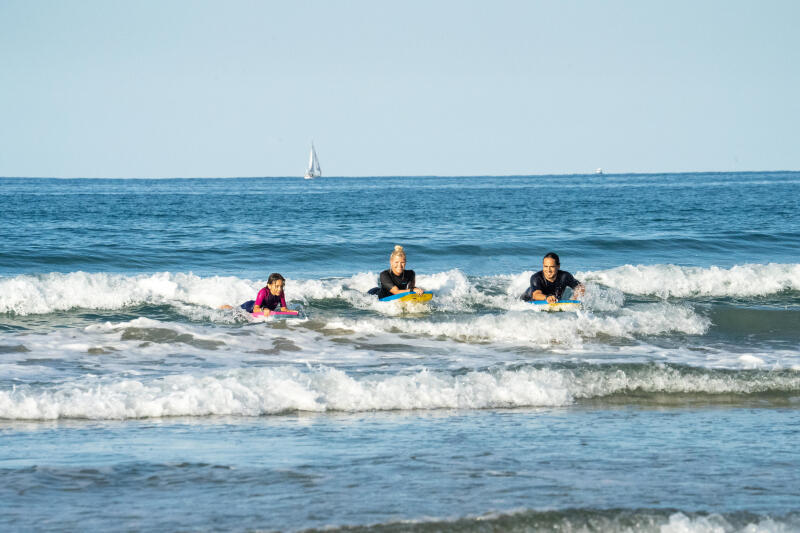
[{"x1": 1, "y1": 0, "x2": 798, "y2": 177}]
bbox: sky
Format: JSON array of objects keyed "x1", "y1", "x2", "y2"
[{"x1": 1, "y1": 0, "x2": 799, "y2": 178}]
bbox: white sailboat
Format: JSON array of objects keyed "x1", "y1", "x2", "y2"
[{"x1": 304, "y1": 143, "x2": 321, "y2": 179}]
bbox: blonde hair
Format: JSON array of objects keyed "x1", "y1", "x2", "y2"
[{"x1": 390, "y1": 245, "x2": 406, "y2": 261}]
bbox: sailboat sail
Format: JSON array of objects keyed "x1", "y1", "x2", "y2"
[{"x1": 305, "y1": 144, "x2": 321, "y2": 179}]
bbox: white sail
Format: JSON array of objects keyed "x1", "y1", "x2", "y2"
[
  {"x1": 312, "y1": 145, "x2": 321, "y2": 175},
  {"x1": 304, "y1": 143, "x2": 321, "y2": 179}
]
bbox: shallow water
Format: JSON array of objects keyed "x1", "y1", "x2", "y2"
[
  {"x1": 1, "y1": 173, "x2": 799, "y2": 531},
  {"x1": 2, "y1": 407, "x2": 800, "y2": 531}
]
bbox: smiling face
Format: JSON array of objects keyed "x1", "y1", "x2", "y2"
[
  {"x1": 390, "y1": 256, "x2": 406, "y2": 276},
  {"x1": 542, "y1": 257, "x2": 559, "y2": 282},
  {"x1": 267, "y1": 279, "x2": 285, "y2": 296}
]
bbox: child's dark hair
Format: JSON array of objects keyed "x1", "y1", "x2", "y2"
[
  {"x1": 267, "y1": 273, "x2": 285, "y2": 285},
  {"x1": 543, "y1": 252, "x2": 560, "y2": 266}
]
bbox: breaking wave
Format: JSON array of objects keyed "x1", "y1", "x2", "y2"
[
  {"x1": 5, "y1": 263, "x2": 796, "y2": 317},
  {"x1": 303, "y1": 508, "x2": 800, "y2": 533},
  {"x1": 325, "y1": 302, "x2": 708, "y2": 345},
  {"x1": 2, "y1": 364, "x2": 798, "y2": 420},
  {"x1": 581, "y1": 263, "x2": 800, "y2": 299}
]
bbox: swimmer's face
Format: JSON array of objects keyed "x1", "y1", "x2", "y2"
[
  {"x1": 390, "y1": 256, "x2": 406, "y2": 276},
  {"x1": 542, "y1": 257, "x2": 559, "y2": 281},
  {"x1": 268, "y1": 280, "x2": 284, "y2": 295}
]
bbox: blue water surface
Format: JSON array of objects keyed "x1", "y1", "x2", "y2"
[
  {"x1": 1, "y1": 173, "x2": 799, "y2": 532},
  {"x1": 2, "y1": 172, "x2": 799, "y2": 277}
]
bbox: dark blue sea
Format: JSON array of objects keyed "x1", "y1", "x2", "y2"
[{"x1": 1, "y1": 173, "x2": 799, "y2": 532}]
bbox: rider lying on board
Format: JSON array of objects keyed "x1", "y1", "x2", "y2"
[{"x1": 521, "y1": 252, "x2": 585, "y2": 303}]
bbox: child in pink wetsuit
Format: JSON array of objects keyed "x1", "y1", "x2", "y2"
[{"x1": 240, "y1": 273, "x2": 289, "y2": 314}]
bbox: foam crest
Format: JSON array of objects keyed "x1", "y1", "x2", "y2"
[
  {"x1": 325, "y1": 303, "x2": 709, "y2": 346},
  {"x1": 291, "y1": 269, "x2": 480, "y2": 315},
  {"x1": 415, "y1": 269, "x2": 480, "y2": 311},
  {"x1": 0, "y1": 272, "x2": 259, "y2": 315},
  {"x1": 582, "y1": 263, "x2": 800, "y2": 298},
  {"x1": 0, "y1": 366, "x2": 573, "y2": 420},
  {"x1": 0, "y1": 270, "x2": 477, "y2": 316},
  {"x1": 358, "y1": 510, "x2": 798, "y2": 533},
  {"x1": 505, "y1": 271, "x2": 535, "y2": 300},
  {"x1": 482, "y1": 272, "x2": 624, "y2": 312},
  {"x1": 658, "y1": 513, "x2": 796, "y2": 533},
  {"x1": 569, "y1": 364, "x2": 800, "y2": 397},
  {"x1": 2, "y1": 364, "x2": 798, "y2": 420},
  {"x1": 290, "y1": 271, "x2": 378, "y2": 301},
  {"x1": 3, "y1": 264, "x2": 796, "y2": 318}
]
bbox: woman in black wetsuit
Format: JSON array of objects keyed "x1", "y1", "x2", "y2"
[{"x1": 369, "y1": 245, "x2": 425, "y2": 299}]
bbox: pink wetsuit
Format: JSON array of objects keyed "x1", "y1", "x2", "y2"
[{"x1": 254, "y1": 288, "x2": 286, "y2": 311}]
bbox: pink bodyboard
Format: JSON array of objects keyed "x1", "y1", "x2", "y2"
[{"x1": 251, "y1": 310, "x2": 299, "y2": 317}]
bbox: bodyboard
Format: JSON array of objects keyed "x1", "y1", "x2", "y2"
[
  {"x1": 528, "y1": 299, "x2": 581, "y2": 312},
  {"x1": 251, "y1": 310, "x2": 300, "y2": 318},
  {"x1": 379, "y1": 291, "x2": 434, "y2": 303}
]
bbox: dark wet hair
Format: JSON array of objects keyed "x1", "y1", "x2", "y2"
[
  {"x1": 267, "y1": 273, "x2": 285, "y2": 285},
  {"x1": 543, "y1": 252, "x2": 560, "y2": 266}
]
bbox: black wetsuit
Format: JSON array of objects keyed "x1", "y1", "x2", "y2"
[
  {"x1": 521, "y1": 270, "x2": 580, "y2": 301},
  {"x1": 375, "y1": 269, "x2": 416, "y2": 299}
]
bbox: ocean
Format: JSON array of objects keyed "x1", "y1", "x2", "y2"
[{"x1": 1, "y1": 172, "x2": 799, "y2": 532}]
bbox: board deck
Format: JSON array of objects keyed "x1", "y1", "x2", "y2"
[
  {"x1": 529, "y1": 299, "x2": 581, "y2": 311},
  {"x1": 251, "y1": 310, "x2": 300, "y2": 317},
  {"x1": 379, "y1": 291, "x2": 434, "y2": 303}
]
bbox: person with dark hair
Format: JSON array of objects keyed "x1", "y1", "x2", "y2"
[
  {"x1": 521, "y1": 252, "x2": 585, "y2": 303},
  {"x1": 240, "y1": 273, "x2": 289, "y2": 314}
]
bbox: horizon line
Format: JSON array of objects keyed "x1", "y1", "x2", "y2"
[{"x1": 1, "y1": 169, "x2": 798, "y2": 180}]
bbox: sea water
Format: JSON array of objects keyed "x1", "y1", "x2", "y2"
[{"x1": 1, "y1": 173, "x2": 799, "y2": 532}]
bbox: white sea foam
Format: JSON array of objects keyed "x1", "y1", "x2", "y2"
[
  {"x1": 325, "y1": 302, "x2": 709, "y2": 346},
  {"x1": 1, "y1": 315, "x2": 492, "y2": 378},
  {"x1": 4, "y1": 264, "x2": 795, "y2": 316},
  {"x1": 0, "y1": 366, "x2": 568, "y2": 420},
  {"x1": 2, "y1": 364, "x2": 797, "y2": 420},
  {"x1": 416, "y1": 269, "x2": 482, "y2": 311},
  {"x1": 738, "y1": 354, "x2": 766, "y2": 369},
  {"x1": 581, "y1": 263, "x2": 800, "y2": 298},
  {"x1": 0, "y1": 271, "x2": 259, "y2": 315},
  {"x1": 660, "y1": 512, "x2": 793, "y2": 533},
  {"x1": 0, "y1": 270, "x2": 474, "y2": 316},
  {"x1": 423, "y1": 511, "x2": 797, "y2": 533},
  {"x1": 2, "y1": 312, "x2": 793, "y2": 392},
  {"x1": 298, "y1": 269, "x2": 482, "y2": 315}
]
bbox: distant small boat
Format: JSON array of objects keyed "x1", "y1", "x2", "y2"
[
  {"x1": 595, "y1": 168, "x2": 604, "y2": 175},
  {"x1": 304, "y1": 143, "x2": 321, "y2": 179}
]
